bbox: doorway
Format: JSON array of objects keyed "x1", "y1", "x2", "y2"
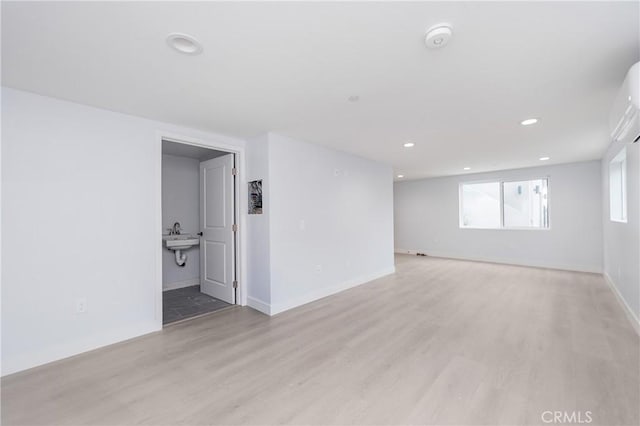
[{"x1": 161, "y1": 139, "x2": 239, "y2": 325}]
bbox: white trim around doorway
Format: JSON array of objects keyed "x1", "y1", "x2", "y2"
[{"x1": 154, "y1": 131, "x2": 248, "y2": 329}]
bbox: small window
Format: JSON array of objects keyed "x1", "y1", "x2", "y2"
[
  {"x1": 609, "y1": 148, "x2": 627, "y2": 223},
  {"x1": 460, "y1": 179, "x2": 549, "y2": 229}
]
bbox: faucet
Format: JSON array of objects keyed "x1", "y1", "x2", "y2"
[{"x1": 171, "y1": 222, "x2": 182, "y2": 235}]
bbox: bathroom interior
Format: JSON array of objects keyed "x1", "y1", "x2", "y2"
[{"x1": 162, "y1": 139, "x2": 235, "y2": 325}]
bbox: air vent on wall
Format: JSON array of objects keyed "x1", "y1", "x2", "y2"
[{"x1": 610, "y1": 62, "x2": 640, "y2": 144}]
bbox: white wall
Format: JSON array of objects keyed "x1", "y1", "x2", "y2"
[
  {"x1": 394, "y1": 161, "x2": 603, "y2": 273},
  {"x1": 2, "y1": 88, "x2": 396, "y2": 374},
  {"x1": 267, "y1": 133, "x2": 395, "y2": 314},
  {"x1": 1, "y1": 88, "x2": 245, "y2": 375},
  {"x1": 602, "y1": 140, "x2": 639, "y2": 327},
  {"x1": 245, "y1": 134, "x2": 271, "y2": 311},
  {"x1": 161, "y1": 154, "x2": 200, "y2": 290}
]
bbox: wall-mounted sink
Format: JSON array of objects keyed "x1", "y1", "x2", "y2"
[{"x1": 163, "y1": 234, "x2": 199, "y2": 250}]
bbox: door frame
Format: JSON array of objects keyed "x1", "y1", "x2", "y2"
[{"x1": 155, "y1": 131, "x2": 247, "y2": 328}]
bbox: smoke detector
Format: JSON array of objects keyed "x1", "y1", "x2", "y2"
[{"x1": 425, "y1": 24, "x2": 453, "y2": 49}]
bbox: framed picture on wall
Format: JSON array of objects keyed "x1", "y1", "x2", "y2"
[{"x1": 249, "y1": 180, "x2": 263, "y2": 214}]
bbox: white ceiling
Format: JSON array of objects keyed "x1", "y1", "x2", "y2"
[{"x1": 2, "y1": 1, "x2": 639, "y2": 179}]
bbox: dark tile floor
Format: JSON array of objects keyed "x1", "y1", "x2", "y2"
[{"x1": 163, "y1": 285, "x2": 231, "y2": 325}]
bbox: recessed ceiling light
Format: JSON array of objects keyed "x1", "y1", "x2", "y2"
[
  {"x1": 425, "y1": 24, "x2": 453, "y2": 49},
  {"x1": 166, "y1": 33, "x2": 203, "y2": 55},
  {"x1": 463, "y1": 167, "x2": 471, "y2": 171},
  {"x1": 403, "y1": 142, "x2": 415, "y2": 148},
  {"x1": 521, "y1": 118, "x2": 538, "y2": 126},
  {"x1": 539, "y1": 156, "x2": 550, "y2": 161},
  {"x1": 397, "y1": 174, "x2": 404, "y2": 178},
  {"x1": 348, "y1": 95, "x2": 360, "y2": 102}
]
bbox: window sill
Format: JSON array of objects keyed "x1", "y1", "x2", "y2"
[
  {"x1": 610, "y1": 219, "x2": 628, "y2": 224},
  {"x1": 459, "y1": 227, "x2": 551, "y2": 231}
]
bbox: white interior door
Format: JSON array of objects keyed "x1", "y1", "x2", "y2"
[{"x1": 199, "y1": 154, "x2": 235, "y2": 304}]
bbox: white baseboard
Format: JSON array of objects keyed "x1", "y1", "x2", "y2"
[
  {"x1": 395, "y1": 248, "x2": 418, "y2": 255},
  {"x1": 163, "y1": 278, "x2": 200, "y2": 291},
  {"x1": 604, "y1": 273, "x2": 640, "y2": 336},
  {"x1": 269, "y1": 266, "x2": 396, "y2": 316},
  {"x1": 247, "y1": 296, "x2": 272, "y2": 316},
  {"x1": 394, "y1": 248, "x2": 602, "y2": 274},
  {"x1": 2, "y1": 321, "x2": 160, "y2": 377}
]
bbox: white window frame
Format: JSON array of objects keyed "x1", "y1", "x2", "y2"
[
  {"x1": 609, "y1": 148, "x2": 627, "y2": 223},
  {"x1": 459, "y1": 177, "x2": 551, "y2": 230}
]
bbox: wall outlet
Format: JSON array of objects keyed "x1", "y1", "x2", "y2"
[
  {"x1": 299, "y1": 219, "x2": 306, "y2": 231},
  {"x1": 75, "y1": 298, "x2": 87, "y2": 314},
  {"x1": 315, "y1": 264, "x2": 323, "y2": 273}
]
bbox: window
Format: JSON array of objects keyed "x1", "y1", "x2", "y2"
[
  {"x1": 459, "y1": 179, "x2": 549, "y2": 229},
  {"x1": 460, "y1": 182, "x2": 501, "y2": 228},
  {"x1": 503, "y1": 179, "x2": 548, "y2": 228},
  {"x1": 609, "y1": 148, "x2": 627, "y2": 223}
]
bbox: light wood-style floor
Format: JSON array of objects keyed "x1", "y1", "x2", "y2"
[{"x1": 2, "y1": 255, "x2": 639, "y2": 425}]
